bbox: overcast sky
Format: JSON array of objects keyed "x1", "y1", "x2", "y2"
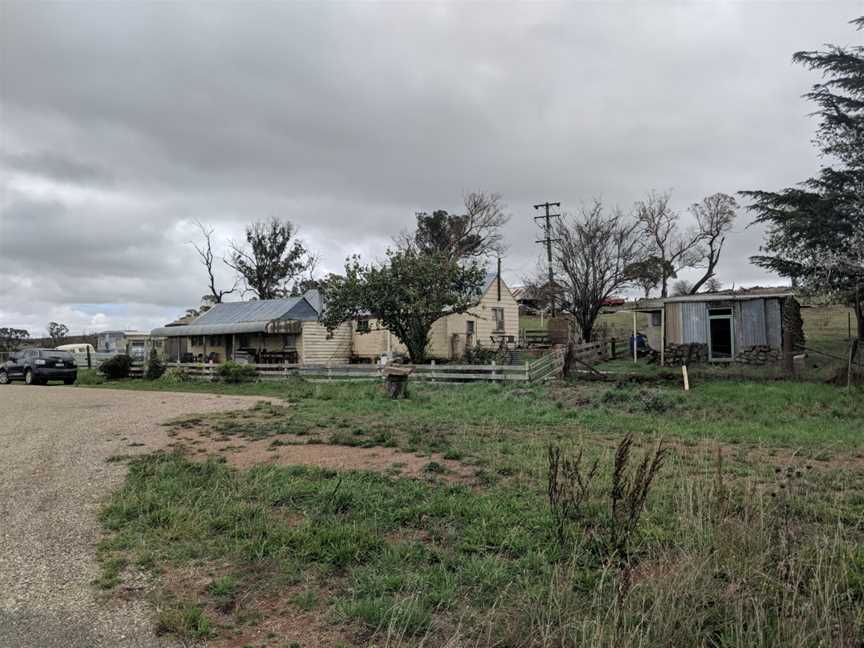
[{"x1": 1, "y1": 1, "x2": 861, "y2": 336}]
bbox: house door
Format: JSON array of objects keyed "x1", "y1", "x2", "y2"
[
  {"x1": 225, "y1": 335, "x2": 234, "y2": 360},
  {"x1": 708, "y1": 309, "x2": 734, "y2": 361},
  {"x1": 466, "y1": 321, "x2": 476, "y2": 348}
]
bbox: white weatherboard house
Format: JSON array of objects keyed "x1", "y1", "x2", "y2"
[
  {"x1": 151, "y1": 290, "x2": 352, "y2": 365},
  {"x1": 351, "y1": 272, "x2": 520, "y2": 362}
]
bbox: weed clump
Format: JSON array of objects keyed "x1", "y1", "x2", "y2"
[{"x1": 547, "y1": 434, "x2": 669, "y2": 559}]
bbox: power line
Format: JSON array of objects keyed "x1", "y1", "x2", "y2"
[{"x1": 534, "y1": 201, "x2": 561, "y2": 316}]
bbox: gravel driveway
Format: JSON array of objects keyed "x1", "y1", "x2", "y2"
[{"x1": 0, "y1": 385, "x2": 277, "y2": 648}]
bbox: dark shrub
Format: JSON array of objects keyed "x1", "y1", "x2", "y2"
[
  {"x1": 216, "y1": 361, "x2": 258, "y2": 383},
  {"x1": 100, "y1": 354, "x2": 133, "y2": 380},
  {"x1": 460, "y1": 345, "x2": 502, "y2": 365},
  {"x1": 144, "y1": 349, "x2": 166, "y2": 380}
]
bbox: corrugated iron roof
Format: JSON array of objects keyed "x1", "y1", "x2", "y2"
[
  {"x1": 661, "y1": 291, "x2": 793, "y2": 303},
  {"x1": 152, "y1": 293, "x2": 320, "y2": 337},
  {"x1": 191, "y1": 297, "x2": 306, "y2": 325}
]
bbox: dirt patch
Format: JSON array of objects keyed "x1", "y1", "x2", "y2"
[
  {"x1": 159, "y1": 412, "x2": 476, "y2": 482},
  {"x1": 156, "y1": 563, "x2": 358, "y2": 648},
  {"x1": 183, "y1": 433, "x2": 471, "y2": 480},
  {"x1": 662, "y1": 438, "x2": 864, "y2": 476}
]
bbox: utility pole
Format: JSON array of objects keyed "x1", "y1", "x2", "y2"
[{"x1": 534, "y1": 201, "x2": 561, "y2": 316}]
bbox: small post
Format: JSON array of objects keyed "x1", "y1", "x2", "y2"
[
  {"x1": 524, "y1": 359, "x2": 530, "y2": 381},
  {"x1": 86, "y1": 346, "x2": 92, "y2": 369},
  {"x1": 632, "y1": 310, "x2": 637, "y2": 364},
  {"x1": 491, "y1": 359, "x2": 497, "y2": 382},
  {"x1": 610, "y1": 339, "x2": 616, "y2": 359},
  {"x1": 682, "y1": 365, "x2": 690, "y2": 392},
  {"x1": 431, "y1": 359, "x2": 436, "y2": 383}
]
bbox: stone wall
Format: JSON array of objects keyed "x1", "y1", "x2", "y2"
[
  {"x1": 648, "y1": 342, "x2": 781, "y2": 366},
  {"x1": 735, "y1": 345, "x2": 781, "y2": 365},
  {"x1": 663, "y1": 343, "x2": 709, "y2": 365}
]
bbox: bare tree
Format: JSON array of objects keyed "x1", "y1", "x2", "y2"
[
  {"x1": 226, "y1": 217, "x2": 315, "y2": 300},
  {"x1": 553, "y1": 201, "x2": 645, "y2": 342},
  {"x1": 671, "y1": 279, "x2": 694, "y2": 296},
  {"x1": 400, "y1": 191, "x2": 510, "y2": 262},
  {"x1": 635, "y1": 191, "x2": 704, "y2": 297},
  {"x1": 191, "y1": 220, "x2": 237, "y2": 304},
  {"x1": 688, "y1": 193, "x2": 738, "y2": 294},
  {"x1": 703, "y1": 277, "x2": 724, "y2": 293}
]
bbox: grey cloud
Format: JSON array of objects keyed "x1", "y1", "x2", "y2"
[
  {"x1": 1, "y1": 1, "x2": 860, "y2": 332},
  {"x1": 2, "y1": 151, "x2": 113, "y2": 185}
]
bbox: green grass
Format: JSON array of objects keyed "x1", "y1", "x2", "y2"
[
  {"x1": 96, "y1": 375, "x2": 864, "y2": 646},
  {"x1": 100, "y1": 376, "x2": 864, "y2": 451}
]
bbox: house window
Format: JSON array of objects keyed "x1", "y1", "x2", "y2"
[
  {"x1": 191, "y1": 336, "x2": 203, "y2": 346},
  {"x1": 650, "y1": 312, "x2": 662, "y2": 327},
  {"x1": 356, "y1": 318, "x2": 370, "y2": 333},
  {"x1": 466, "y1": 320, "x2": 476, "y2": 346},
  {"x1": 492, "y1": 307, "x2": 505, "y2": 332},
  {"x1": 239, "y1": 334, "x2": 250, "y2": 348}
]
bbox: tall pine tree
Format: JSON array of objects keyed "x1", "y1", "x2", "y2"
[{"x1": 743, "y1": 16, "x2": 864, "y2": 339}]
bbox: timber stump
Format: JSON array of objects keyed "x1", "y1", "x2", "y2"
[{"x1": 383, "y1": 365, "x2": 413, "y2": 399}]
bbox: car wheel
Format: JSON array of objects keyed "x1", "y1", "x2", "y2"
[
  {"x1": 0, "y1": 370, "x2": 8, "y2": 385},
  {"x1": 25, "y1": 369, "x2": 36, "y2": 385}
]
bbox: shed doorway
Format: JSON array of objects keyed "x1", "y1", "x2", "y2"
[{"x1": 708, "y1": 309, "x2": 734, "y2": 361}]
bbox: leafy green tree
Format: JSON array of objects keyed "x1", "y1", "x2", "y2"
[
  {"x1": 743, "y1": 17, "x2": 864, "y2": 339},
  {"x1": 625, "y1": 256, "x2": 676, "y2": 298},
  {"x1": 404, "y1": 192, "x2": 509, "y2": 262},
  {"x1": 47, "y1": 322, "x2": 69, "y2": 345},
  {"x1": 321, "y1": 250, "x2": 485, "y2": 363},
  {"x1": 0, "y1": 327, "x2": 30, "y2": 351},
  {"x1": 144, "y1": 348, "x2": 166, "y2": 380},
  {"x1": 226, "y1": 217, "x2": 314, "y2": 300}
]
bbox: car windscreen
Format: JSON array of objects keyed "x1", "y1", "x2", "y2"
[{"x1": 41, "y1": 350, "x2": 74, "y2": 359}]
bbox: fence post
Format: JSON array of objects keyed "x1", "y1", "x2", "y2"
[
  {"x1": 525, "y1": 360, "x2": 530, "y2": 382},
  {"x1": 783, "y1": 329, "x2": 794, "y2": 376},
  {"x1": 328, "y1": 366, "x2": 333, "y2": 382},
  {"x1": 491, "y1": 359, "x2": 497, "y2": 382},
  {"x1": 431, "y1": 359, "x2": 436, "y2": 383}
]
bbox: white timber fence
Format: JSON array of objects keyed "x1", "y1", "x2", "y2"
[{"x1": 149, "y1": 360, "x2": 535, "y2": 383}]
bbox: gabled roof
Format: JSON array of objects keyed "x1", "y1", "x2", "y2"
[
  {"x1": 151, "y1": 293, "x2": 321, "y2": 337},
  {"x1": 479, "y1": 272, "x2": 513, "y2": 300}
]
